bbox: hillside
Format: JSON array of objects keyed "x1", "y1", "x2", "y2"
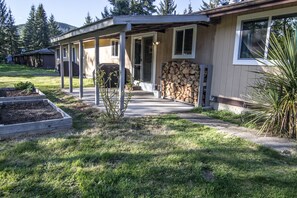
[{"x1": 17, "y1": 22, "x2": 76, "y2": 36}]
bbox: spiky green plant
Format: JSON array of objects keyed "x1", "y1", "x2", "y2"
[{"x1": 248, "y1": 32, "x2": 297, "y2": 138}]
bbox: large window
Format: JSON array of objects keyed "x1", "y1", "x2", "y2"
[
  {"x1": 233, "y1": 7, "x2": 297, "y2": 65},
  {"x1": 172, "y1": 25, "x2": 197, "y2": 59},
  {"x1": 111, "y1": 40, "x2": 119, "y2": 57},
  {"x1": 63, "y1": 48, "x2": 67, "y2": 58}
]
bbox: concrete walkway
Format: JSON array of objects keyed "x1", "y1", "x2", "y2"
[
  {"x1": 179, "y1": 113, "x2": 297, "y2": 156},
  {"x1": 64, "y1": 87, "x2": 194, "y2": 117}
]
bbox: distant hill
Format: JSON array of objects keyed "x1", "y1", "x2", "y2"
[{"x1": 17, "y1": 22, "x2": 77, "y2": 36}]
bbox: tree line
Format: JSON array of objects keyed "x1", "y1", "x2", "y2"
[{"x1": 0, "y1": 0, "x2": 62, "y2": 62}]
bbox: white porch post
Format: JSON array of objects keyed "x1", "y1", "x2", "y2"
[
  {"x1": 79, "y1": 40, "x2": 84, "y2": 99},
  {"x1": 59, "y1": 44, "x2": 64, "y2": 89},
  {"x1": 68, "y1": 43, "x2": 73, "y2": 93},
  {"x1": 95, "y1": 36, "x2": 100, "y2": 105},
  {"x1": 119, "y1": 31, "x2": 126, "y2": 112}
]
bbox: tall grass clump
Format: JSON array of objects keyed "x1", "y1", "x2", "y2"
[{"x1": 248, "y1": 32, "x2": 297, "y2": 139}]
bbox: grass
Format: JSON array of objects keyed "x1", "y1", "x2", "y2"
[
  {"x1": 192, "y1": 107, "x2": 257, "y2": 128},
  {"x1": 1, "y1": 64, "x2": 297, "y2": 197}
]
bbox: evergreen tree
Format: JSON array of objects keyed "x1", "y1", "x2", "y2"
[
  {"x1": 48, "y1": 14, "x2": 62, "y2": 39},
  {"x1": 200, "y1": 0, "x2": 221, "y2": 10},
  {"x1": 101, "y1": 0, "x2": 156, "y2": 18},
  {"x1": 0, "y1": 0, "x2": 8, "y2": 60},
  {"x1": 6, "y1": 9, "x2": 19, "y2": 55},
  {"x1": 188, "y1": 1, "x2": 193, "y2": 14},
  {"x1": 157, "y1": 0, "x2": 177, "y2": 15},
  {"x1": 84, "y1": 12, "x2": 93, "y2": 25},
  {"x1": 35, "y1": 4, "x2": 49, "y2": 49},
  {"x1": 23, "y1": 5, "x2": 36, "y2": 51}
]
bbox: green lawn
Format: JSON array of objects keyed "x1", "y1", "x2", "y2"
[{"x1": 1, "y1": 64, "x2": 297, "y2": 197}]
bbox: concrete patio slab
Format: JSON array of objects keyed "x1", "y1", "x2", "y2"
[{"x1": 63, "y1": 87, "x2": 194, "y2": 117}]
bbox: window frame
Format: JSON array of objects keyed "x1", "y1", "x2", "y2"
[
  {"x1": 111, "y1": 39, "x2": 119, "y2": 58},
  {"x1": 172, "y1": 24, "x2": 197, "y2": 59},
  {"x1": 72, "y1": 47, "x2": 76, "y2": 62},
  {"x1": 63, "y1": 47, "x2": 67, "y2": 58},
  {"x1": 233, "y1": 6, "x2": 297, "y2": 66}
]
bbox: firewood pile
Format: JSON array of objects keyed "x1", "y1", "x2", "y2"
[{"x1": 161, "y1": 61, "x2": 206, "y2": 105}]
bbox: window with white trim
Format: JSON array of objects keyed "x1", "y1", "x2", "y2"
[
  {"x1": 233, "y1": 7, "x2": 297, "y2": 65},
  {"x1": 63, "y1": 48, "x2": 67, "y2": 58},
  {"x1": 72, "y1": 47, "x2": 76, "y2": 62},
  {"x1": 172, "y1": 25, "x2": 197, "y2": 59},
  {"x1": 111, "y1": 40, "x2": 119, "y2": 57}
]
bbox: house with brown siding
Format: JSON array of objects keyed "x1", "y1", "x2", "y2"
[{"x1": 51, "y1": 0, "x2": 297, "y2": 113}]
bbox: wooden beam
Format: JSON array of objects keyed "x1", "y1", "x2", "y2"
[
  {"x1": 79, "y1": 40, "x2": 84, "y2": 99},
  {"x1": 94, "y1": 36, "x2": 100, "y2": 105},
  {"x1": 119, "y1": 31, "x2": 126, "y2": 113},
  {"x1": 59, "y1": 45, "x2": 64, "y2": 89},
  {"x1": 68, "y1": 43, "x2": 73, "y2": 93}
]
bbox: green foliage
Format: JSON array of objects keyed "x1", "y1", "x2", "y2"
[
  {"x1": 84, "y1": 12, "x2": 93, "y2": 25},
  {"x1": 35, "y1": 4, "x2": 49, "y2": 49},
  {"x1": 96, "y1": 66, "x2": 132, "y2": 122},
  {"x1": 200, "y1": 0, "x2": 221, "y2": 11},
  {"x1": 48, "y1": 14, "x2": 62, "y2": 39},
  {"x1": 101, "y1": 0, "x2": 156, "y2": 19},
  {"x1": 248, "y1": 32, "x2": 297, "y2": 139},
  {"x1": 0, "y1": 0, "x2": 19, "y2": 61},
  {"x1": 14, "y1": 81, "x2": 35, "y2": 93},
  {"x1": 157, "y1": 0, "x2": 177, "y2": 15},
  {"x1": 23, "y1": 5, "x2": 36, "y2": 51}
]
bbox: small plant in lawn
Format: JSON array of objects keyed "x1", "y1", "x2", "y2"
[
  {"x1": 96, "y1": 66, "x2": 132, "y2": 122},
  {"x1": 14, "y1": 81, "x2": 35, "y2": 94},
  {"x1": 247, "y1": 32, "x2": 297, "y2": 139}
]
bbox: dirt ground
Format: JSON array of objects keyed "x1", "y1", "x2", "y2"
[
  {"x1": 0, "y1": 90, "x2": 39, "y2": 97},
  {"x1": 0, "y1": 101, "x2": 63, "y2": 125}
]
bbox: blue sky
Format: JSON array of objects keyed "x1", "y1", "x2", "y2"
[{"x1": 5, "y1": 0, "x2": 203, "y2": 27}]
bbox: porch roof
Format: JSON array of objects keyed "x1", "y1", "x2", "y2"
[{"x1": 51, "y1": 15, "x2": 209, "y2": 44}]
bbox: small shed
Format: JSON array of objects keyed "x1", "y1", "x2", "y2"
[{"x1": 14, "y1": 48, "x2": 55, "y2": 69}]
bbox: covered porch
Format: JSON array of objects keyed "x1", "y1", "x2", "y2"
[
  {"x1": 51, "y1": 15, "x2": 210, "y2": 116},
  {"x1": 64, "y1": 87, "x2": 194, "y2": 117}
]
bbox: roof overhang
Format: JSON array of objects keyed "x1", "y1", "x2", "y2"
[{"x1": 51, "y1": 15, "x2": 209, "y2": 44}]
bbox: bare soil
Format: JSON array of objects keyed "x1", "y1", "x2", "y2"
[
  {"x1": 0, "y1": 101, "x2": 63, "y2": 125},
  {"x1": 0, "y1": 90, "x2": 39, "y2": 97}
]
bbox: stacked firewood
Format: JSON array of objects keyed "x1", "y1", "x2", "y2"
[{"x1": 161, "y1": 61, "x2": 200, "y2": 105}]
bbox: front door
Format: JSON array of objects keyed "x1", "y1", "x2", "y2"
[{"x1": 132, "y1": 34, "x2": 155, "y2": 92}]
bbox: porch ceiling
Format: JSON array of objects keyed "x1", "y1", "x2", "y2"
[{"x1": 51, "y1": 15, "x2": 209, "y2": 44}]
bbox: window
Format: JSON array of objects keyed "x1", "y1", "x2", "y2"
[
  {"x1": 233, "y1": 6, "x2": 297, "y2": 65},
  {"x1": 63, "y1": 48, "x2": 67, "y2": 58},
  {"x1": 172, "y1": 25, "x2": 197, "y2": 59},
  {"x1": 57, "y1": 49, "x2": 60, "y2": 59},
  {"x1": 111, "y1": 40, "x2": 119, "y2": 57}
]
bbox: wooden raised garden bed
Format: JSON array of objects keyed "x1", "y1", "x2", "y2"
[
  {"x1": 0, "y1": 88, "x2": 46, "y2": 102},
  {"x1": 0, "y1": 99, "x2": 72, "y2": 137}
]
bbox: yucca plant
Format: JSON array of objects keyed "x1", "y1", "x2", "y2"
[{"x1": 247, "y1": 32, "x2": 297, "y2": 139}]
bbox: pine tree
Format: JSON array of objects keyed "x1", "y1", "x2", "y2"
[
  {"x1": 188, "y1": 1, "x2": 193, "y2": 14},
  {"x1": 0, "y1": 0, "x2": 8, "y2": 61},
  {"x1": 35, "y1": 4, "x2": 49, "y2": 49},
  {"x1": 84, "y1": 12, "x2": 93, "y2": 25},
  {"x1": 157, "y1": 0, "x2": 177, "y2": 15},
  {"x1": 48, "y1": 14, "x2": 62, "y2": 39},
  {"x1": 23, "y1": 5, "x2": 36, "y2": 51},
  {"x1": 101, "y1": 0, "x2": 156, "y2": 18},
  {"x1": 6, "y1": 9, "x2": 19, "y2": 55},
  {"x1": 200, "y1": 0, "x2": 221, "y2": 10}
]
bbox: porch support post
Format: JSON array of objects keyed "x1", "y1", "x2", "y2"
[
  {"x1": 119, "y1": 31, "x2": 126, "y2": 112},
  {"x1": 68, "y1": 43, "x2": 73, "y2": 93},
  {"x1": 59, "y1": 44, "x2": 64, "y2": 89},
  {"x1": 95, "y1": 36, "x2": 100, "y2": 105},
  {"x1": 205, "y1": 65, "x2": 213, "y2": 107},
  {"x1": 197, "y1": 65, "x2": 206, "y2": 107},
  {"x1": 79, "y1": 40, "x2": 84, "y2": 99}
]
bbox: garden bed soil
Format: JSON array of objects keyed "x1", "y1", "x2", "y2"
[
  {"x1": 0, "y1": 100, "x2": 63, "y2": 125},
  {"x1": 0, "y1": 90, "x2": 39, "y2": 97}
]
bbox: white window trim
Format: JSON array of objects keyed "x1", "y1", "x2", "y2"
[
  {"x1": 233, "y1": 6, "x2": 297, "y2": 66},
  {"x1": 111, "y1": 39, "x2": 119, "y2": 58},
  {"x1": 172, "y1": 24, "x2": 197, "y2": 59},
  {"x1": 63, "y1": 47, "x2": 67, "y2": 58}
]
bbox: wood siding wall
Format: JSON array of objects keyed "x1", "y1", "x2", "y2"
[{"x1": 211, "y1": 14, "x2": 262, "y2": 101}]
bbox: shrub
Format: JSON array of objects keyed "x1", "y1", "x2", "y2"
[
  {"x1": 247, "y1": 32, "x2": 297, "y2": 138},
  {"x1": 96, "y1": 66, "x2": 132, "y2": 123},
  {"x1": 14, "y1": 81, "x2": 35, "y2": 94}
]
